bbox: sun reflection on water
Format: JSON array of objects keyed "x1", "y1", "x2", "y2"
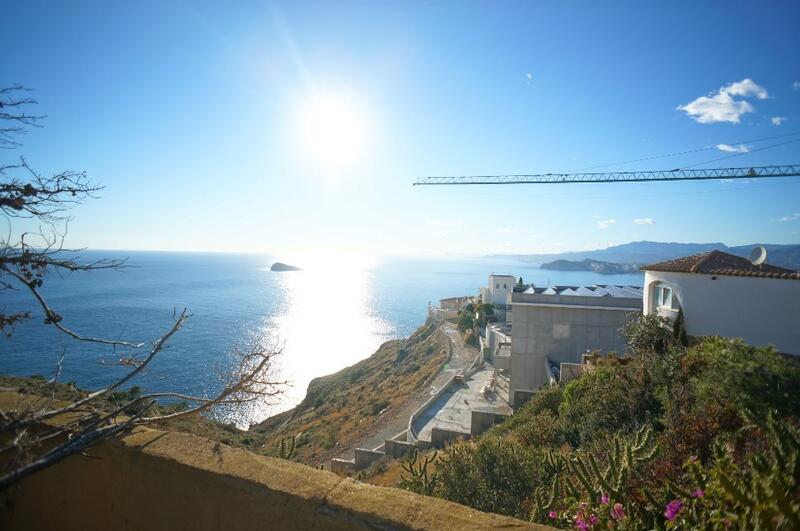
[{"x1": 229, "y1": 254, "x2": 395, "y2": 427}]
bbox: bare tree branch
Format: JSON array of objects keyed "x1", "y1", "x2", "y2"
[{"x1": 0, "y1": 85, "x2": 285, "y2": 490}]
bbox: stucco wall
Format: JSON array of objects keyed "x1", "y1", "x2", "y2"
[
  {"x1": 0, "y1": 424, "x2": 549, "y2": 531},
  {"x1": 643, "y1": 271, "x2": 800, "y2": 355}
]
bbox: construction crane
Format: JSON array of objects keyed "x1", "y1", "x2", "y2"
[{"x1": 412, "y1": 164, "x2": 800, "y2": 186}]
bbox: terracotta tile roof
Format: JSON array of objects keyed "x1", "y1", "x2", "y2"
[{"x1": 641, "y1": 250, "x2": 800, "y2": 280}]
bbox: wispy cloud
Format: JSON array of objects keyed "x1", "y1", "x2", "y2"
[
  {"x1": 597, "y1": 218, "x2": 616, "y2": 229},
  {"x1": 633, "y1": 218, "x2": 655, "y2": 225},
  {"x1": 771, "y1": 116, "x2": 787, "y2": 126},
  {"x1": 716, "y1": 143, "x2": 750, "y2": 153},
  {"x1": 794, "y1": 81, "x2": 800, "y2": 90},
  {"x1": 526, "y1": 72, "x2": 532, "y2": 80},
  {"x1": 778, "y1": 212, "x2": 800, "y2": 222},
  {"x1": 426, "y1": 219, "x2": 463, "y2": 228},
  {"x1": 677, "y1": 78, "x2": 767, "y2": 124}
]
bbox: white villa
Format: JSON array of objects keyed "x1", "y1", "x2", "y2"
[{"x1": 642, "y1": 250, "x2": 800, "y2": 355}]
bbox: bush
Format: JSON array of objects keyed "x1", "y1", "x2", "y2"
[
  {"x1": 559, "y1": 362, "x2": 661, "y2": 445},
  {"x1": 435, "y1": 437, "x2": 549, "y2": 519},
  {"x1": 514, "y1": 410, "x2": 563, "y2": 448},
  {"x1": 683, "y1": 337, "x2": 800, "y2": 418}
]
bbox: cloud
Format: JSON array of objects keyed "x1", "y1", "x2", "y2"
[
  {"x1": 426, "y1": 219, "x2": 463, "y2": 228},
  {"x1": 715, "y1": 143, "x2": 750, "y2": 153},
  {"x1": 778, "y1": 212, "x2": 800, "y2": 222},
  {"x1": 677, "y1": 78, "x2": 768, "y2": 124},
  {"x1": 771, "y1": 116, "x2": 787, "y2": 126},
  {"x1": 597, "y1": 219, "x2": 616, "y2": 229},
  {"x1": 633, "y1": 218, "x2": 655, "y2": 225},
  {"x1": 526, "y1": 72, "x2": 532, "y2": 80},
  {"x1": 794, "y1": 81, "x2": 800, "y2": 90}
]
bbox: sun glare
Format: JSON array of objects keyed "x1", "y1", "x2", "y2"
[{"x1": 298, "y1": 93, "x2": 369, "y2": 173}]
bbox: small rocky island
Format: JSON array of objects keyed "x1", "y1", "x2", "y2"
[
  {"x1": 270, "y1": 262, "x2": 302, "y2": 272},
  {"x1": 540, "y1": 258, "x2": 640, "y2": 274}
]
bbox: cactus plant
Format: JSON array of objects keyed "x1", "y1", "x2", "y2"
[
  {"x1": 277, "y1": 435, "x2": 296, "y2": 460},
  {"x1": 711, "y1": 411, "x2": 799, "y2": 529},
  {"x1": 399, "y1": 448, "x2": 439, "y2": 496},
  {"x1": 563, "y1": 425, "x2": 657, "y2": 502}
]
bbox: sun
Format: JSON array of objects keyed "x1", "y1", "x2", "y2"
[{"x1": 298, "y1": 92, "x2": 368, "y2": 173}]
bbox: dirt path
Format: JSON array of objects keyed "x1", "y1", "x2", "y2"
[{"x1": 334, "y1": 322, "x2": 478, "y2": 460}]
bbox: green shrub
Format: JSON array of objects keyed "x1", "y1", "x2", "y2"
[
  {"x1": 436, "y1": 437, "x2": 544, "y2": 519},
  {"x1": 515, "y1": 410, "x2": 563, "y2": 448},
  {"x1": 559, "y1": 362, "x2": 661, "y2": 445},
  {"x1": 684, "y1": 337, "x2": 800, "y2": 417}
]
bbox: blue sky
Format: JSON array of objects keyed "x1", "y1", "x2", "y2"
[{"x1": 2, "y1": 1, "x2": 800, "y2": 258}]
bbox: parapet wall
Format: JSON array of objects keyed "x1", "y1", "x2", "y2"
[{"x1": 0, "y1": 424, "x2": 550, "y2": 531}]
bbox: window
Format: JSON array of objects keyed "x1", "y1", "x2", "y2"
[
  {"x1": 495, "y1": 283, "x2": 499, "y2": 289},
  {"x1": 654, "y1": 284, "x2": 678, "y2": 310},
  {"x1": 503, "y1": 283, "x2": 507, "y2": 289}
]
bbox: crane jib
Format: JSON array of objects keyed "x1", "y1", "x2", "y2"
[{"x1": 412, "y1": 165, "x2": 800, "y2": 186}]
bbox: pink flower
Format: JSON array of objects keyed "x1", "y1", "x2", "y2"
[
  {"x1": 548, "y1": 511, "x2": 558, "y2": 519},
  {"x1": 575, "y1": 514, "x2": 597, "y2": 530},
  {"x1": 612, "y1": 503, "x2": 625, "y2": 520},
  {"x1": 692, "y1": 488, "x2": 705, "y2": 498},
  {"x1": 664, "y1": 499, "x2": 683, "y2": 521},
  {"x1": 599, "y1": 493, "x2": 609, "y2": 505}
]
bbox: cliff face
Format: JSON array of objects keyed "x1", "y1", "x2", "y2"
[
  {"x1": 540, "y1": 258, "x2": 640, "y2": 274},
  {"x1": 254, "y1": 320, "x2": 447, "y2": 464}
]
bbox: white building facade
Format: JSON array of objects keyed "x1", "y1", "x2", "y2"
[{"x1": 642, "y1": 250, "x2": 800, "y2": 355}]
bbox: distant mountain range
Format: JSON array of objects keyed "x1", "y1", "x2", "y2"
[{"x1": 489, "y1": 241, "x2": 800, "y2": 270}]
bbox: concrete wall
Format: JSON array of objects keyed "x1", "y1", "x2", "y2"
[
  {"x1": 559, "y1": 363, "x2": 585, "y2": 383},
  {"x1": 508, "y1": 292, "x2": 641, "y2": 403},
  {"x1": 1, "y1": 424, "x2": 547, "y2": 530},
  {"x1": 431, "y1": 427, "x2": 471, "y2": 448},
  {"x1": 429, "y1": 307, "x2": 459, "y2": 322},
  {"x1": 470, "y1": 409, "x2": 511, "y2": 435},
  {"x1": 330, "y1": 457, "x2": 356, "y2": 475},
  {"x1": 384, "y1": 439, "x2": 416, "y2": 459},
  {"x1": 354, "y1": 448, "x2": 385, "y2": 470},
  {"x1": 494, "y1": 354, "x2": 511, "y2": 371},
  {"x1": 643, "y1": 271, "x2": 800, "y2": 355}
]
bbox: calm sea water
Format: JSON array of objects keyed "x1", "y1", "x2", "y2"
[{"x1": 0, "y1": 251, "x2": 642, "y2": 426}]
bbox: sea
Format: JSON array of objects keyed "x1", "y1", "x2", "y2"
[{"x1": 0, "y1": 251, "x2": 643, "y2": 427}]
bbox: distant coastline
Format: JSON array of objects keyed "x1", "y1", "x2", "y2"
[{"x1": 540, "y1": 258, "x2": 640, "y2": 275}]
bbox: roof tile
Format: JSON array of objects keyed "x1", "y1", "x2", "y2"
[{"x1": 641, "y1": 250, "x2": 800, "y2": 280}]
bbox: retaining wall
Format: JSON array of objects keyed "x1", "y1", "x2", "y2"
[
  {"x1": 0, "y1": 424, "x2": 550, "y2": 530},
  {"x1": 431, "y1": 427, "x2": 471, "y2": 448},
  {"x1": 384, "y1": 439, "x2": 416, "y2": 459},
  {"x1": 353, "y1": 448, "x2": 384, "y2": 470},
  {"x1": 471, "y1": 408, "x2": 511, "y2": 435}
]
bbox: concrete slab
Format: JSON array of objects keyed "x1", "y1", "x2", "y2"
[{"x1": 413, "y1": 366, "x2": 512, "y2": 443}]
